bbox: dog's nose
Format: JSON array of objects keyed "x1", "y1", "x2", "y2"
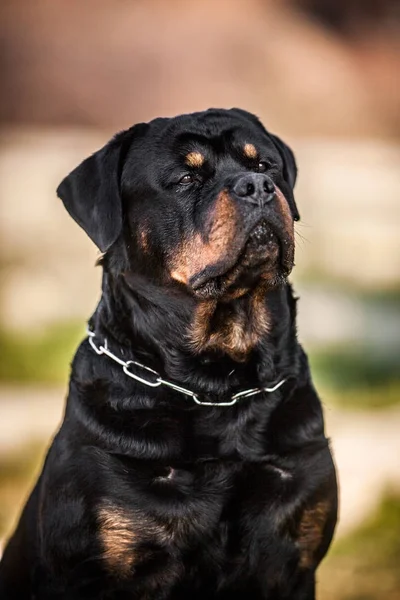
[{"x1": 231, "y1": 173, "x2": 275, "y2": 208}]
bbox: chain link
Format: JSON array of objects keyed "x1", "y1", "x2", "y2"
[{"x1": 86, "y1": 327, "x2": 286, "y2": 407}]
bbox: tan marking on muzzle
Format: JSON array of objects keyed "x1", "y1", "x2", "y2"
[
  {"x1": 275, "y1": 186, "x2": 294, "y2": 231},
  {"x1": 243, "y1": 143, "x2": 257, "y2": 159},
  {"x1": 274, "y1": 185, "x2": 295, "y2": 268},
  {"x1": 185, "y1": 151, "x2": 205, "y2": 168},
  {"x1": 170, "y1": 190, "x2": 239, "y2": 285}
]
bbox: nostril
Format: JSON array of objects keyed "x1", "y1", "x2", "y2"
[
  {"x1": 264, "y1": 180, "x2": 275, "y2": 194},
  {"x1": 246, "y1": 182, "x2": 255, "y2": 196}
]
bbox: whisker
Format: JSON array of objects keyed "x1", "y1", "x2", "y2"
[
  {"x1": 295, "y1": 221, "x2": 313, "y2": 229},
  {"x1": 295, "y1": 230, "x2": 310, "y2": 245}
]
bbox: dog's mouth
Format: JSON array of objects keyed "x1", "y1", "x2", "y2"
[{"x1": 190, "y1": 219, "x2": 285, "y2": 299}]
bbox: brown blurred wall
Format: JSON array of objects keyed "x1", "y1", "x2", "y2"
[
  {"x1": 0, "y1": 0, "x2": 399, "y2": 137},
  {"x1": 0, "y1": 0, "x2": 399, "y2": 332}
]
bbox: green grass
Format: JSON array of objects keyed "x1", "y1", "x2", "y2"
[
  {"x1": 320, "y1": 491, "x2": 400, "y2": 599},
  {"x1": 332, "y1": 492, "x2": 400, "y2": 561},
  {"x1": 0, "y1": 322, "x2": 84, "y2": 385}
]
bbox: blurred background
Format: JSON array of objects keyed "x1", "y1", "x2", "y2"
[{"x1": 0, "y1": 0, "x2": 399, "y2": 597}]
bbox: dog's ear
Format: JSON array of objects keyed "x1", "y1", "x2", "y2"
[
  {"x1": 269, "y1": 134, "x2": 300, "y2": 221},
  {"x1": 57, "y1": 125, "x2": 147, "y2": 251},
  {"x1": 269, "y1": 134, "x2": 297, "y2": 189}
]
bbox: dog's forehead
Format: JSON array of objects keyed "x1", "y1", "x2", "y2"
[
  {"x1": 122, "y1": 111, "x2": 281, "y2": 182},
  {"x1": 152, "y1": 110, "x2": 274, "y2": 156}
]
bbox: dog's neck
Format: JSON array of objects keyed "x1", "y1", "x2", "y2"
[{"x1": 90, "y1": 269, "x2": 301, "y2": 397}]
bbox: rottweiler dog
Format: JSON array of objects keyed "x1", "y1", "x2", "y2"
[{"x1": 0, "y1": 108, "x2": 337, "y2": 599}]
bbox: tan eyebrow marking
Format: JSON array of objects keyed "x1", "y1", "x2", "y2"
[
  {"x1": 185, "y1": 151, "x2": 205, "y2": 168},
  {"x1": 243, "y1": 143, "x2": 258, "y2": 159}
]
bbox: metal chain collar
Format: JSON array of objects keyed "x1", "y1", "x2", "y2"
[{"x1": 87, "y1": 326, "x2": 286, "y2": 407}]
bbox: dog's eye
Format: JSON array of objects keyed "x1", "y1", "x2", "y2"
[
  {"x1": 179, "y1": 174, "x2": 195, "y2": 185},
  {"x1": 256, "y1": 161, "x2": 270, "y2": 173}
]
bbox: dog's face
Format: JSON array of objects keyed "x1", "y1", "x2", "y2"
[{"x1": 58, "y1": 109, "x2": 299, "y2": 300}]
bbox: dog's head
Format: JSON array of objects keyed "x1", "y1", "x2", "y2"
[{"x1": 58, "y1": 108, "x2": 299, "y2": 300}]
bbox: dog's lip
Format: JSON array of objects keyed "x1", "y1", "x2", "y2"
[
  {"x1": 190, "y1": 257, "x2": 241, "y2": 292},
  {"x1": 189, "y1": 217, "x2": 279, "y2": 291}
]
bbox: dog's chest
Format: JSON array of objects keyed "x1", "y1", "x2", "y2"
[
  {"x1": 97, "y1": 459, "x2": 307, "y2": 595},
  {"x1": 159, "y1": 459, "x2": 296, "y2": 538},
  {"x1": 116, "y1": 459, "x2": 297, "y2": 554},
  {"x1": 94, "y1": 435, "x2": 336, "y2": 600}
]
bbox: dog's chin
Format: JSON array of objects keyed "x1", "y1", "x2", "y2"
[{"x1": 191, "y1": 221, "x2": 292, "y2": 301}]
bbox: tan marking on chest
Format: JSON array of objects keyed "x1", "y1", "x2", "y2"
[
  {"x1": 243, "y1": 143, "x2": 257, "y2": 159},
  {"x1": 138, "y1": 226, "x2": 149, "y2": 253},
  {"x1": 297, "y1": 499, "x2": 331, "y2": 569},
  {"x1": 98, "y1": 504, "x2": 137, "y2": 577},
  {"x1": 185, "y1": 151, "x2": 204, "y2": 168},
  {"x1": 190, "y1": 283, "x2": 270, "y2": 361},
  {"x1": 97, "y1": 503, "x2": 170, "y2": 578}
]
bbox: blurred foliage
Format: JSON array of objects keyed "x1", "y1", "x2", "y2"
[
  {"x1": 0, "y1": 320, "x2": 399, "y2": 409},
  {"x1": 310, "y1": 347, "x2": 399, "y2": 390},
  {"x1": 318, "y1": 381, "x2": 400, "y2": 411},
  {"x1": 319, "y1": 491, "x2": 400, "y2": 599},
  {"x1": 309, "y1": 347, "x2": 400, "y2": 409},
  {"x1": 297, "y1": 270, "x2": 400, "y2": 299},
  {"x1": 0, "y1": 322, "x2": 84, "y2": 385}
]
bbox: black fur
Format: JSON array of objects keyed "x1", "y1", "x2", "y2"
[{"x1": 0, "y1": 108, "x2": 337, "y2": 599}]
